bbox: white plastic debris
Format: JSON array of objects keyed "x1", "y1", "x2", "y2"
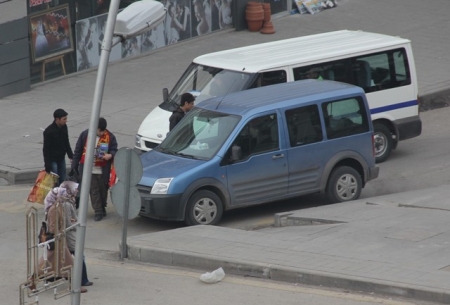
[{"x1": 199, "y1": 267, "x2": 225, "y2": 283}]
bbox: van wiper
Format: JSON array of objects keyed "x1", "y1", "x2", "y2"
[
  {"x1": 158, "y1": 147, "x2": 175, "y2": 155},
  {"x1": 173, "y1": 152, "x2": 197, "y2": 159}
]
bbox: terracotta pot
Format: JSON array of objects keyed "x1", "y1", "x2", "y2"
[
  {"x1": 262, "y1": 3, "x2": 271, "y2": 22},
  {"x1": 260, "y1": 20, "x2": 275, "y2": 34},
  {"x1": 245, "y1": 19, "x2": 264, "y2": 32},
  {"x1": 246, "y1": 2, "x2": 264, "y2": 32}
]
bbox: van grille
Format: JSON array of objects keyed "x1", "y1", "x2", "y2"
[
  {"x1": 144, "y1": 141, "x2": 158, "y2": 149},
  {"x1": 137, "y1": 185, "x2": 152, "y2": 196}
]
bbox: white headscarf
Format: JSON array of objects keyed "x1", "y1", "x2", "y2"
[{"x1": 44, "y1": 181, "x2": 79, "y2": 213}]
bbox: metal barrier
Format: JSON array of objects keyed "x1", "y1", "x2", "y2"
[{"x1": 20, "y1": 206, "x2": 79, "y2": 305}]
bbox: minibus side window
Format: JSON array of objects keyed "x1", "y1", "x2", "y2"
[
  {"x1": 292, "y1": 48, "x2": 411, "y2": 93},
  {"x1": 249, "y1": 70, "x2": 287, "y2": 88},
  {"x1": 322, "y1": 97, "x2": 369, "y2": 139},
  {"x1": 285, "y1": 105, "x2": 323, "y2": 147},
  {"x1": 261, "y1": 70, "x2": 287, "y2": 86},
  {"x1": 293, "y1": 61, "x2": 351, "y2": 83}
]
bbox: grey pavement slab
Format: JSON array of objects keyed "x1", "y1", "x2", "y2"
[
  {"x1": 2, "y1": 0, "x2": 450, "y2": 184},
  {"x1": 128, "y1": 185, "x2": 450, "y2": 304}
]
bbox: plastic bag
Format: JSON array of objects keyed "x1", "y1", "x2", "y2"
[
  {"x1": 109, "y1": 164, "x2": 117, "y2": 188},
  {"x1": 27, "y1": 170, "x2": 59, "y2": 204},
  {"x1": 199, "y1": 267, "x2": 225, "y2": 283}
]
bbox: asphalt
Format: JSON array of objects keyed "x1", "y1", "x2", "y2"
[{"x1": 3, "y1": 0, "x2": 450, "y2": 303}]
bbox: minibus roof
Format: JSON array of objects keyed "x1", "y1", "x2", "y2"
[
  {"x1": 194, "y1": 30, "x2": 411, "y2": 73},
  {"x1": 197, "y1": 79, "x2": 365, "y2": 116}
]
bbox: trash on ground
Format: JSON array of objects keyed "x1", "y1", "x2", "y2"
[{"x1": 199, "y1": 267, "x2": 225, "y2": 283}]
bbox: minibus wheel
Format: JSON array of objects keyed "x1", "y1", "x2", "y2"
[
  {"x1": 185, "y1": 190, "x2": 224, "y2": 226},
  {"x1": 374, "y1": 123, "x2": 393, "y2": 163},
  {"x1": 326, "y1": 166, "x2": 362, "y2": 203}
]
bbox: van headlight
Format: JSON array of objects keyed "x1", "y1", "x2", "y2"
[
  {"x1": 135, "y1": 134, "x2": 142, "y2": 148},
  {"x1": 151, "y1": 178, "x2": 173, "y2": 194}
]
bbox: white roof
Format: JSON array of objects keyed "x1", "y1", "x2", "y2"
[{"x1": 194, "y1": 30, "x2": 410, "y2": 73}]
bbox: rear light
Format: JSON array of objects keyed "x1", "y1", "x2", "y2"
[{"x1": 372, "y1": 133, "x2": 375, "y2": 157}]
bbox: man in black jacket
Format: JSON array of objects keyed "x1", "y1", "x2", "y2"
[
  {"x1": 43, "y1": 109, "x2": 73, "y2": 185},
  {"x1": 169, "y1": 92, "x2": 195, "y2": 131}
]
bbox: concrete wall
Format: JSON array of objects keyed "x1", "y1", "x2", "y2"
[{"x1": 0, "y1": 0, "x2": 30, "y2": 99}]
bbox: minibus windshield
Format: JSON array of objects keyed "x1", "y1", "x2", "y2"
[
  {"x1": 156, "y1": 108, "x2": 241, "y2": 160},
  {"x1": 159, "y1": 63, "x2": 257, "y2": 111}
]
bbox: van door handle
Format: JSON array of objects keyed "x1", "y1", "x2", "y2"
[{"x1": 272, "y1": 154, "x2": 284, "y2": 160}]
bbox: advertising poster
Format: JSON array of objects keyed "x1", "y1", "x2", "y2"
[{"x1": 29, "y1": 4, "x2": 74, "y2": 63}]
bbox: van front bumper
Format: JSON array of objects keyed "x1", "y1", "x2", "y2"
[{"x1": 139, "y1": 194, "x2": 184, "y2": 221}]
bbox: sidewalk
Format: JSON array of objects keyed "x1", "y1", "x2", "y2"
[
  {"x1": 128, "y1": 185, "x2": 450, "y2": 304},
  {"x1": 1, "y1": 0, "x2": 450, "y2": 184}
]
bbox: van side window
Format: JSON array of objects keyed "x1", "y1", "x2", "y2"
[
  {"x1": 229, "y1": 114, "x2": 279, "y2": 161},
  {"x1": 249, "y1": 70, "x2": 287, "y2": 89},
  {"x1": 322, "y1": 97, "x2": 370, "y2": 139},
  {"x1": 293, "y1": 48, "x2": 411, "y2": 93},
  {"x1": 285, "y1": 105, "x2": 323, "y2": 147}
]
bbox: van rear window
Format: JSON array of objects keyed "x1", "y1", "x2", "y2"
[{"x1": 322, "y1": 97, "x2": 370, "y2": 139}]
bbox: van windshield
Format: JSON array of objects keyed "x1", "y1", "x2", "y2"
[
  {"x1": 156, "y1": 108, "x2": 241, "y2": 160},
  {"x1": 159, "y1": 63, "x2": 257, "y2": 111}
]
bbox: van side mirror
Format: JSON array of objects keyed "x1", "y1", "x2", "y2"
[{"x1": 162, "y1": 88, "x2": 169, "y2": 103}]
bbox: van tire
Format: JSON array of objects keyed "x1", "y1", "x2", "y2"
[
  {"x1": 326, "y1": 166, "x2": 362, "y2": 203},
  {"x1": 374, "y1": 123, "x2": 393, "y2": 163},
  {"x1": 185, "y1": 190, "x2": 223, "y2": 226}
]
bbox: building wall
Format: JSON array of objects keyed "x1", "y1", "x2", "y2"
[{"x1": 0, "y1": 0, "x2": 30, "y2": 98}]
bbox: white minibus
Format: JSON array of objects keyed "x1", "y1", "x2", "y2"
[{"x1": 135, "y1": 30, "x2": 421, "y2": 162}]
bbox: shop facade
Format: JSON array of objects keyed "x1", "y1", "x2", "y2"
[{"x1": 0, "y1": 0, "x2": 288, "y2": 99}]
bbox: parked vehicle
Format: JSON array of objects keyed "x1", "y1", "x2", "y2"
[
  {"x1": 135, "y1": 30, "x2": 421, "y2": 163},
  {"x1": 138, "y1": 80, "x2": 379, "y2": 225}
]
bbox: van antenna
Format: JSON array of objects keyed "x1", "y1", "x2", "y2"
[{"x1": 215, "y1": 80, "x2": 236, "y2": 110}]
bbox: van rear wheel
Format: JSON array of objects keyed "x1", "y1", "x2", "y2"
[
  {"x1": 374, "y1": 123, "x2": 393, "y2": 163},
  {"x1": 326, "y1": 166, "x2": 362, "y2": 203},
  {"x1": 185, "y1": 190, "x2": 223, "y2": 226}
]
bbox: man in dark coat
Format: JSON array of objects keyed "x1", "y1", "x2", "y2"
[
  {"x1": 43, "y1": 108, "x2": 74, "y2": 185},
  {"x1": 71, "y1": 117, "x2": 118, "y2": 221},
  {"x1": 169, "y1": 92, "x2": 195, "y2": 131}
]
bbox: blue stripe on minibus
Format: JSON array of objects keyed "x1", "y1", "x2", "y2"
[{"x1": 370, "y1": 100, "x2": 418, "y2": 114}]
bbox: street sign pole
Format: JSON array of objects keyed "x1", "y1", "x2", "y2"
[
  {"x1": 120, "y1": 148, "x2": 132, "y2": 259},
  {"x1": 71, "y1": 0, "x2": 121, "y2": 303}
]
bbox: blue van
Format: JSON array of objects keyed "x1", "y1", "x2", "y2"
[{"x1": 138, "y1": 80, "x2": 379, "y2": 225}]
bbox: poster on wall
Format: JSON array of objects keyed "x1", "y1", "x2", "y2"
[
  {"x1": 29, "y1": 4, "x2": 74, "y2": 63},
  {"x1": 160, "y1": 0, "x2": 233, "y2": 42},
  {"x1": 75, "y1": 13, "x2": 121, "y2": 72}
]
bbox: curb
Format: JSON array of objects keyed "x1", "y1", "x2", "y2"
[
  {"x1": 127, "y1": 242, "x2": 450, "y2": 304},
  {"x1": 0, "y1": 168, "x2": 40, "y2": 185}
]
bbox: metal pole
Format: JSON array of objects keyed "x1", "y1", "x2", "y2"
[
  {"x1": 71, "y1": 0, "x2": 121, "y2": 303},
  {"x1": 120, "y1": 148, "x2": 132, "y2": 260}
]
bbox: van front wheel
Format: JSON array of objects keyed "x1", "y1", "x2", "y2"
[
  {"x1": 326, "y1": 166, "x2": 362, "y2": 203},
  {"x1": 374, "y1": 123, "x2": 393, "y2": 163},
  {"x1": 185, "y1": 190, "x2": 223, "y2": 226}
]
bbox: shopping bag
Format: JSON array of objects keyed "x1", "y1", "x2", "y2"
[
  {"x1": 38, "y1": 221, "x2": 55, "y2": 250},
  {"x1": 27, "y1": 170, "x2": 59, "y2": 204},
  {"x1": 109, "y1": 164, "x2": 117, "y2": 188}
]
